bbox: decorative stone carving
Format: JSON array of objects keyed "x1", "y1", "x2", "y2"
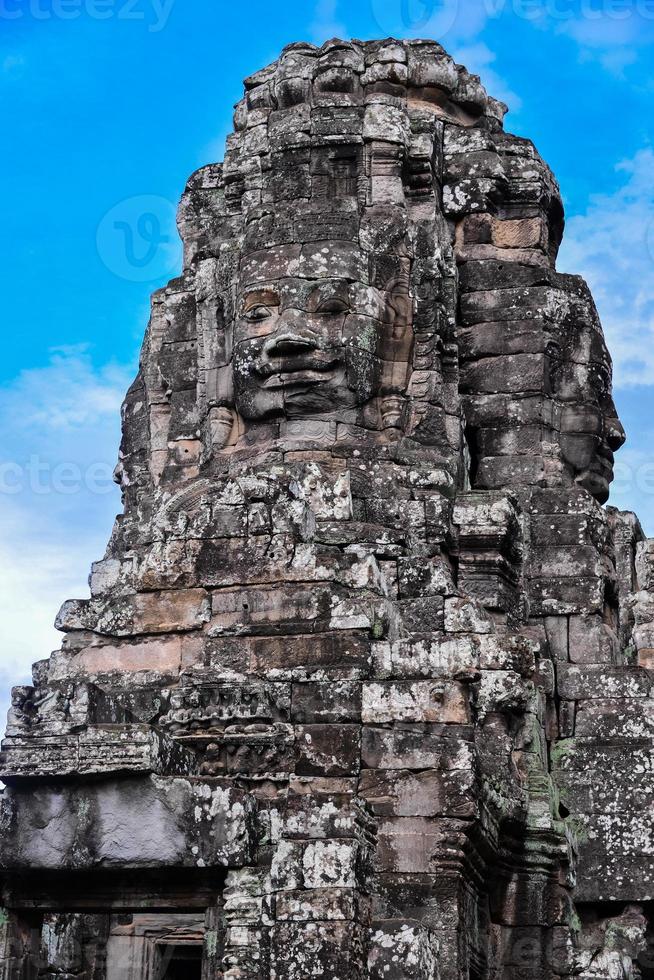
[{"x1": 1, "y1": 36, "x2": 652, "y2": 980}]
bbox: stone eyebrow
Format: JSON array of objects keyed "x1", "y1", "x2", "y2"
[
  {"x1": 305, "y1": 282, "x2": 351, "y2": 308},
  {"x1": 241, "y1": 289, "x2": 280, "y2": 311}
]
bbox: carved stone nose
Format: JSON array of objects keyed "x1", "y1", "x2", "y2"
[
  {"x1": 263, "y1": 333, "x2": 318, "y2": 358},
  {"x1": 606, "y1": 417, "x2": 626, "y2": 452}
]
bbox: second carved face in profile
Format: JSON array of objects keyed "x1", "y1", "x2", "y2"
[{"x1": 555, "y1": 320, "x2": 625, "y2": 504}]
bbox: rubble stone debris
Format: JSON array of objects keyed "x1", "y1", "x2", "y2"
[{"x1": 1, "y1": 37, "x2": 653, "y2": 980}]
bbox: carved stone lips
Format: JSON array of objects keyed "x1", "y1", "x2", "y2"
[
  {"x1": 255, "y1": 339, "x2": 341, "y2": 388},
  {"x1": 259, "y1": 366, "x2": 338, "y2": 389},
  {"x1": 596, "y1": 444, "x2": 615, "y2": 471}
]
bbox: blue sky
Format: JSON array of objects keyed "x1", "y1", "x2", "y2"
[{"x1": 1, "y1": 0, "x2": 653, "y2": 719}]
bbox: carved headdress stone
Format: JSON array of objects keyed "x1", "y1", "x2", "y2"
[{"x1": 1, "y1": 38, "x2": 652, "y2": 980}]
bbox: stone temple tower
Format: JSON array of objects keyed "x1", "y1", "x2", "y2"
[{"x1": 1, "y1": 37, "x2": 653, "y2": 980}]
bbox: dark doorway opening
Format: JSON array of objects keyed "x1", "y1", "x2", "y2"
[{"x1": 159, "y1": 943, "x2": 203, "y2": 980}]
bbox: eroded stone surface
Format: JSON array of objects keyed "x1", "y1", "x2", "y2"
[{"x1": 0, "y1": 35, "x2": 651, "y2": 980}]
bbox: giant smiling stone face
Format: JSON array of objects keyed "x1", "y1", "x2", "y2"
[{"x1": 231, "y1": 242, "x2": 409, "y2": 421}]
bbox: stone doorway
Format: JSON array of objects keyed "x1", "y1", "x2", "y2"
[
  {"x1": 105, "y1": 913, "x2": 206, "y2": 980},
  {"x1": 0, "y1": 871, "x2": 225, "y2": 980},
  {"x1": 159, "y1": 944, "x2": 203, "y2": 980}
]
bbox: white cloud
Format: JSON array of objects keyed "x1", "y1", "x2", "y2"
[
  {"x1": 0, "y1": 504, "x2": 104, "y2": 682},
  {"x1": 452, "y1": 41, "x2": 523, "y2": 110},
  {"x1": 309, "y1": 0, "x2": 348, "y2": 43},
  {"x1": 0, "y1": 344, "x2": 128, "y2": 432},
  {"x1": 0, "y1": 349, "x2": 133, "y2": 729},
  {"x1": 2, "y1": 54, "x2": 25, "y2": 76},
  {"x1": 557, "y1": 148, "x2": 654, "y2": 388},
  {"x1": 556, "y1": 8, "x2": 654, "y2": 50},
  {"x1": 570, "y1": 30, "x2": 642, "y2": 75},
  {"x1": 516, "y1": 0, "x2": 654, "y2": 71},
  {"x1": 596, "y1": 46, "x2": 638, "y2": 75}
]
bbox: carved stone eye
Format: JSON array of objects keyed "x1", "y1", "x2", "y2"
[
  {"x1": 593, "y1": 365, "x2": 610, "y2": 400},
  {"x1": 244, "y1": 305, "x2": 273, "y2": 322},
  {"x1": 316, "y1": 299, "x2": 348, "y2": 316}
]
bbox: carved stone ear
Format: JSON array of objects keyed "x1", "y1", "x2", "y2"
[
  {"x1": 380, "y1": 394, "x2": 405, "y2": 430},
  {"x1": 387, "y1": 287, "x2": 413, "y2": 341},
  {"x1": 545, "y1": 340, "x2": 563, "y2": 394},
  {"x1": 381, "y1": 274, "x2": 412, "y2": 328},
  {"x1": 206, "y1": 407, "x2": 237, "y2": 452},
  {"x1": 378, "y1": 278, "x2": 414, "y2": 400}
]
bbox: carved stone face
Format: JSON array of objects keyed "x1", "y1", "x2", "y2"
[
  {"x1": 555, "y1": 323, "x2": 625, "y2": 504},
  {"x1": 232, "y1": 245, "x2": 397, "y2": 421}
]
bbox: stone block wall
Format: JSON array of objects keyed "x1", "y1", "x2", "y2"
[{"x1": 0, "y1": 37, "x2": 652, "y2": 980}]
